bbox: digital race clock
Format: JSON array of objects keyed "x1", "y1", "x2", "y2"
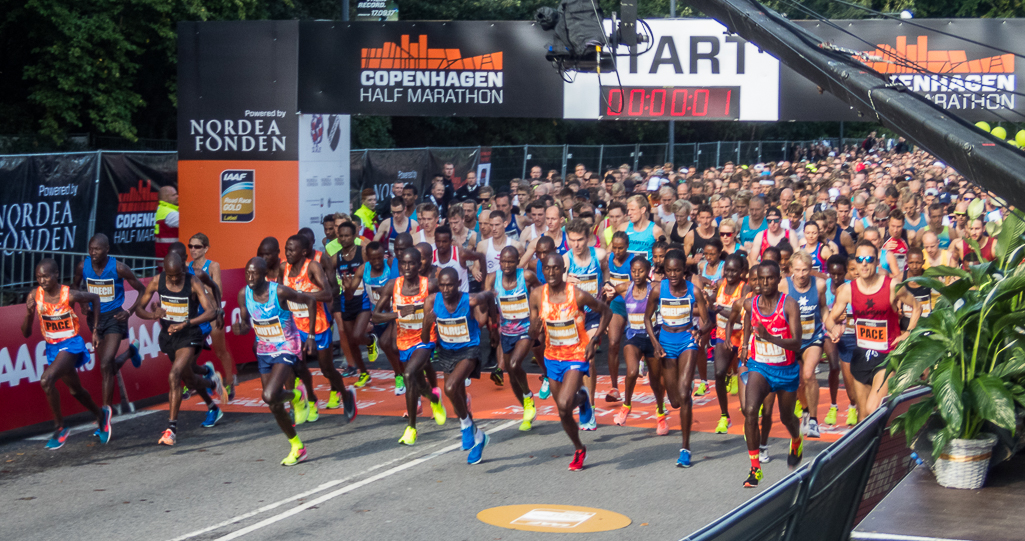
[{"x1": 600, "y1": 86, "x2": 740, "y2": 120}]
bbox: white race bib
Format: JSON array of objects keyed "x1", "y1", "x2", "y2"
[
  {"x1": 161, "y1": 296, "x2": 190, "y2": 323},
  {"x1": 755, "y1": 338, "x2": 786, "y2": 365},
  {"x1": 546, "y1": 319, "x2": 580, "y2": 346},
  {"x1": 660, "y1": 298, "x2": 692, "y2": 327},
  {"x1": 86, "y1": 278, "x2": 115, "y2": 303},
  {"x1": 499, "y1": 293, "x2": 529, "y2": 320},
  {"x1": 287, "y1": 300, "x2": 310, "y2": 319},
  {"x1": 572, "y1": 273, "x2": 599, "y2": 296},
  {"x1": 437, "y1": 316, "x2": 471, "y2": 344},
  {"x1": 253, "y1": 316, "x2": 285, "y2": 343},
  {"x1": 397, "y1": 303, "x2": 424, "y2": 330},
  {"x1": 800, "y1": 313, "x2": 816, "y2": 340}
]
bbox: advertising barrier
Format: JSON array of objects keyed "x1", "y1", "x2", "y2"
[{"x1": 97, "y1": 152, "x2": 178, "y2": 256}]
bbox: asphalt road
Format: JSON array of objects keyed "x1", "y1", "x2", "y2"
[{"x1": 0, "y1": 350, "x2": 835, "y2": 541}]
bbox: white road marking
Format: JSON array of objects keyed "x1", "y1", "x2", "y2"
[
  {"x1": 27, "y1": 410, "x2": 159, "y2": 440},
  {"x1": 169, "y1": 419, "x2": 519, "y2": 541}
]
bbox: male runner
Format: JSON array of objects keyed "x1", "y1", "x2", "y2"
[
  {"x1": 564, "y1": 217, "x2": 609, "y2": 406},
  {"x1": 135, "y1": 252, "x2": 226, "y2": 445},
  {"x1": 527, "y1": 252, "x2": 611, "y2": 471},
  {"x1": 347, "y1": 240, "x2": 405, "y2": 393},
  {"x1": 23, "y1": 259, "x2": 105, "y2": 449},
  {"x1": 740, "y1": 260, "x2": 804, "y2": 487},
  {"x1": 780, "y1": 251, "x2": 829, "y2": 438},
  {"x1": 433, "y1": 224, "x2": 486, "y2": 293},
  {"x1": 374, "y1": 197, "x2": 419, "y2": 256},
  {"x1": 332, "y1": 222, "x2": 376, "y2": 388}
]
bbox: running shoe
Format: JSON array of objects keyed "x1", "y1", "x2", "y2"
[
  {"x1": 465, "y1": 378, "x2": 471, "y2": 387},
  {"x1": 228, "y1": 375, "x2": 237, "y2": 402},
  {"x1": 355, "y1": 372, "x2": 371, "y2": 388},
  {"x1": 326, "y1": 390, "x2": 341, "y2": 409},
  {"x1": 656, "y1": 411, "x2": 670, "y2": 436},
  {"x1": 431, "y1": 389, "x2": 447, "y2": 425},
  {"x1": 693, "y1": 381, "x2": 707, "y2": 396},
  {"x1": 490, "y1": 368, "x2": 504, "y2": 386},
  {"x1": 605, "y1": 388, "x2": 622, "y2": 403},
  {"x1": 744, "y1": 467, "x2": 763, "y2": 488},
  {"x1": 787, "y1": 437, "x2": 804, "y2": 470},
  {"x1": 715, "y1": 414, "x2": 731, "y2": 434},
  {"x1": 128, "y1": 339, "x2": 142, "y2": 368},
  {"x1": 201, "y1": 406, "x2": 223, "y2": 428},
  {"x1": 825, "y1": 405, "x2": 838, "y2": 426},
  {"x1": 614, "y1": 404, "x2": 631, "y2": 426},
  {"x1": 341, "y1": 365, "x2": 358, "y2": 378},
  {"x1": 98, "y1": 406, "x2": 112, "y2": 444},
  {"x1": 182, "y1": 386, "x2": 191, "y2": 401},
  {"x1": 728, "y1": 375, "x2": 739, "y2": 395},
  {"x1": 394, "y1": 374, "x2": 406, "y2": 396},
  {"x1": 343, "y1": 385, "x2": 358, "y2": 422},
  {"x1": 292, "y1": 381, "x2": 309, "y2": 425},
  {"x1": 306, "y1": 402, "x2": 320, "y2": 423},
  {"x1": 468, "y1": 432, "x2": 489, "y2": 465},
  {"x1": 800, "y1": 411, "x2": 810, "y2": 436},
  {"x1": 539, "y1": 377, "x2": 551, "y2": 400},
  {"x1": 520, "y1": 396, "x2": 537, "y2": 432},
  {"x1": 794, "y1": 399, "x2": 804, "y2": 418},
  {"x1": 806, "y1": 418, "x2": 821, "y2": 438},
  {"x1": 676, "y1": 448, "x2": 692, "y2": 468},
  {"x1": 158, "y1": 428, "x2": 176, "y2": 446},
  {"x1": 46, "y1": 427, "x2": 71, "y2": 450},
  {"x1": 759, "y1": 445, "x2": 771, "y2": 463},
  {"x1": 461, "y1": 425, "x2": 475, "y2": 450},
  {"x1": 398, "y1": 426, "x2": 417, "y2": 445},
  {"x1": 203, "y1": 361, "x2": 216, "y2": 378},
  {"x1": 281, "y1": 445, "x2": 308, "y2": 466},
  {"x1": 367, "y1": 334, "x2": 379, "y2": 363},
  {"x1": 847, "y1": 406, "x2": 858, "y2": 426},
  {"x1": 568, "y1": 447, "x2": 586, "y2": 471},
  {"x1": 578, "y1": 391, "x2": 596, "y2": 431},
  {"x1": 210, "y1": 368, "x2": 229, "y2": 404}
]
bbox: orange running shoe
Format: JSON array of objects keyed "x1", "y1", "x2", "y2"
[
  {"x1": 158, "y1": 429, "x2": 176, "y2": 446},
  {"x1": 614, "y1": 404, "x2": 631, "y2": 426},
  {"x1": 656, "y1": 412, "x2": 670, "y2": 436}
]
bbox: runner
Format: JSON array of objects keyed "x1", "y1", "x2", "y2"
[
  {"x1": 373, "y1": 247, "x2": 446, "y2": 445},
  {"x1": 135, "y1": 252, "x2": 226, "y2": 446},
  {"x1": 332, "y1": 222, "x2": 376, "y2": 389},
  {"x1": 352, "y1": 240, "x2": 406, "y2": 394},
  {"x1": 527, "y1": 252, "x2": 611, "y2": 471},
  {"x1": 740, "y1": 260, "x2": 804, "y2": 487},
  {"x1": 799, "y1": 220, "x2": 835, "y2": 274},
  {"x1": 920, "y1": 230, "x2": 958, "y2": 271},
  {"x1": 921, "y1": 202, "x2": 958, "y2": 250},
  {"x1": 374, "y1": 197, "x2": 419, "y2": 256},
  {"x1": 900, "y1": 248, "x2": 936, "y2": 329},
  {"x1": 825, "y1": 254, "x2": 859, "y2": 426},
  {"x1": 618, "y1": 195, "x2": 665, "y2": 260},
  {"x1": 257, "y1": 237, "x2": 286, "y2": 283},
  {"x1": 684, "y1": 204, "x2": 720, "y2": 268},
  {"x1": 72, "y1": 233, "x2": 145, "y2": 441},
  {"x1": 414, "y1": 203, "x2": 440, "y2": 249},
  {"x1": 645, "y1": 249, "x2": 712, "y2": 468},
  {"x1": 602, "y1": 231, "x2": 634, "y2": 403},
  {"x1": 233, "y1": 257, "x2": 328, "y2": 465},
  {"x1": 881, "y1": 209, "x2": 910, "y2": 278},
  {"x1": 563, "y1": 218, "x2": 609, "y2": 406},
  {"x1": 23, "y1": 259, "x2": 106, "y2": 449},
  {"x1": 433, "y1": 225, "x2": 486, "y2": 294},
  {"x1": 186, "y1": 233, "x2": 237, "y2": 400},
  {"x1": 780, "y1": 251, "x2": 829, "y2": 438},
  {"x1": 422, "y1": 268, "x2": 494, "y2": 463},
  {"x1": 477, "y1": 210, "x2": 522, "y2": 277},
  {"x1": 827, "y1": 240, "x2": 920, "y2": 417},
  {"x1": 748, "y1": 207, "x2": 791, "y2": 268},
  {"x1": 528, "y1": 235, "x2": 556, "y2": 399},
  {"x1": 692, "y1": 238, "x2": 726, "y2": 396},
  {"x1": 711, "y1": 254, "x2": 748, "y2": 434}
]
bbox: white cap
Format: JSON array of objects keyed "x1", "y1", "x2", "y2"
[{"x1": 828, "y1": 188, "x2": 840, "y2": 201}]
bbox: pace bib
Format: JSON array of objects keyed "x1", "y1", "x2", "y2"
[
  {"x1": 42, "y1": 312, "x2": 76, "y2": 341},
  {"x1": 856, "y1": 318, "x2": 889, "y2": 351}
]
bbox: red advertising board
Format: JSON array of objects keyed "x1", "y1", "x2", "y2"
[{"x1": 0, "y1": 269, "x2": 254, "y2": 434}]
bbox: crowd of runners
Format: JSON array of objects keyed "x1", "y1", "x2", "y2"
[{"x1": 25, "y1": 137, "x2": 1009, "y2": 486}]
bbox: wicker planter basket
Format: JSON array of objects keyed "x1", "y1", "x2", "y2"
[{"x1": 932, "y1": 433, "x2": 998, "y2": 489}]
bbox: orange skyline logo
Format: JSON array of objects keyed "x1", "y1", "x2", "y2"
[
  {"x1": 117, "y1": 180, "x2": 158, "y2": 213},
  {"x1": 361, "y1": 35, "x2": 502, "y2": 70},
  {"x1": 857, "y1": 36, "x2": 1014, "y2": 74}
]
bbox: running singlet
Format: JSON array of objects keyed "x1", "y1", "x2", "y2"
[
  {"x1": 505, "y1": 217, "x2": 522, "y2": 242},
  {"x1": 851, "y1": 276, "x2": 901, "y2": 353},
  {"x1": 739, "y1": 216, "x2": 767, "y2": 247},
  {"x1": 659, "y1": 279, "x2": 695, "y2": 330},
  {"x1": 826, "y1": 280, "x2": 856, "y2": 335},
  {"x1": 901, "y1": 271, "x2": 937, "y2": 319},
  {"x1": 157, "y1": 273, "x2": 198, "y2": 331},
  {"x1": 715, "y1": 282, "x2": 745, "y2": 346},
  {"x1": 749, "y1": 294, "x2": 795, "y2": 366},
  {"x1": 36, "y1": 285, "x2": 80, "y2": 344},
  {"x1": 362, "y1": 263, "x2": 392, "y2": 311},
  {"x1": 245, "y1": 282, "x2": 300, "y2": 356},
  {"x1": 541, "y1": 283, "x2": 587, "y2": 361},
  {"x1": 758, "y1": 230, "x2": 791, "y2": 260},
  {"x1": 881, "y1": 237, "x2": 909, "y2": 275},
  {"x1": 607, "y1": 253, "x2": 634, "y2": 303},
  {"x1": 535, "y1": 258, "x2": 547, "y2": 285},
  {"x1": 284, "y1": 259, "x2": 331, "y2": 334},
  {"x1": 625, "y1": 283, "x2": 654, "y2": 340},
  {"x1": 922, "y1": 249, "x2": 952, "y2": 271},
  {"x1": 567, "y1": 247, "x2": 601, "y2": 302},
  {"x1": 388, "y1": 217, "x2": 413, "y2": 255},
  {"x1": 84, "y1": 256, "x2": 124, "y2": 313},
  {"x1": 625, "y1": 221, "x2": 656, "y2": 259},
  {"x1": 832, "y1": 227, "x2": 848, "y2": 259},
  {"x1": 485, "y1": 237, "x2": 514, "y2": 274},
  {"x1": 699, "y1": 259, "x2": 724, "y2": 299},
  {"x1": 496, "y1": 269, "x2": 530, "y2": 336},
  {"x1": 786, "y1": 276, "x2": 823, "y2": 344},
  {"x1": 394, "y1": 276, "x2": 436, "y2": 350},
  {"x1": 433, "y1": 292, "x2": 480, "y2": 349},
  {"x1": 555, "y1": 231, "x2": 570, "y2": 256},
  {"x1": 433, "y1": 246, "x2": 469, "y2": 293},
  {"x1": 806, "y1": 242, "x2": 827, "y2": 272},
  {"x1": 336, "y1": 247, "x2": 365, "y2": 310},
  {"x1": 936, "y1": 226, "x2": 952, "y2": 250},
  {"x1": 187, "y1": 259, "x2": 213, "y2": 328}
]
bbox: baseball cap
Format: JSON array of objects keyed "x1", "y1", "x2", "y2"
[
  {"x1": 828, "y1": 188, "x2": 840, "y2": 202},
  {"x1": 925, "y1": 188, "x2": 938, "y2": 196},
  {"x1": 938, "y1": 192, "x2": 951, "y2": 204}
]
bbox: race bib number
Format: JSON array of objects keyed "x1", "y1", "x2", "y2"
[
  {"x1": 716, "y1": 312, "x2": 729, "y2": 330},
  {"x1": 369, "y1": 284, "x2": 383, "y2": 304},
  {"x1": 41, "y1": 312, "x2": 76, "y2": 341},
  {"x1": 546, "y1": 319, "x2": 580, "y2": 346},
  {"x1": 499, "y1": 293, "x2": 529, "y2": 320},
  {"x1": 287, "y1": 300, "x2": 310, "y2": 319},
  {"x1": 397, "y1": 303, "x2": 424, "y2": 330},
  {"x1": 86, "y1": 278, "x2": 115, "y2": 303},
  {"x1": 660, "y1": 298, "x2": 692, "y2": 327},
  {"x1": 856, "y1": 319, "x2": 889, "y2": 351},
  {"x1": 253, "y1": 316, "x2": 285, "y2": 343},
  {"x1": 627, "y1": 250, "x2": 648, "y2": 260},
  {"x1": 755, "y1": 338, "x2": 787, "y2": 365},
  {"x1": 572, "y1": 273, "x2": 599, "y2": 296},
  {"x1": 161, "y1": 296, "x2": 190, "y2": 323},
  {"x1": 437, "y1": 316, "x2": 471, "y2": 344},
  {"x1": 844, "y1": 315, "x2": 856, "y2": 335},
  {"x1": 800, "y1": 313, "x2": 816, "y2": 340},
  {"x1": 628, "y1": 312, "x2": 648, "y2": 331},
  {"x1": 609, "y1": 272, "x2": 630, "y2": 288},
  {"x1": 353, "y1": 281, "x2": 365, "y2": 297}
]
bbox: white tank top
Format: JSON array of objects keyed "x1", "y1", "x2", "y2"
[
  {"x1": 415, "y1": 230, "x2": 436, "y2": 250},
  {"x1": 433, "y1": 246, "x2": 469, "y2": 293},
  {"x1": 486, "y1": 237, "x2": 514, "y2": 274}
]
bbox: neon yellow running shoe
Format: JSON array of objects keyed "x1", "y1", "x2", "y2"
[
  {"x1": 794, "y1": 399, "x2": 803, "y2": 418},
  {"x1": 306, "y1": 402, "x2": 320, "y2": 423},
  {"x1": 846, "y1": 406, "x2": 858, "y2": 426},
  {"x1": 326, "y1": 390, "x2": 341, "y2": 409},
  {"x1": 355, "y1": 372, "x2": 371, "y2": 388},
  {"x1": 824, "y1": 405, "x2": 838, "y2": 426},
  {"x1": 520, "y1": 396, "x2": 537, "y2": 431},
  {"x1": 728, "y1": 375, "x2": 739, "y2": 395},
  {"x1": 399, "y1": 426, "x2": 417, "y2": 445},
  {"x1": 694, "y1": 381, "x2": 708, "y2": 396},
  {"x1": 367, "y1": 334, "x2": 379, "y2": 363},
  {"x1": 292, "y1": 381, "x2": 309, "y2": 425},
  {"x1": 715, "y1": 414, "x2": 731, "y2": 434},
  {"x1": 431, "y1": 397, "x2": 447, "y2": 426},
  {"x1": 281, "y1": 445, "x2": 308, "y2": 466}
]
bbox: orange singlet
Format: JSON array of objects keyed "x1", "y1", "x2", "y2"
[
  {"x1": 394, "y1": 275, "x2": 436, "y2": 351},
  {"x1": 36, "y1": 285, "x2": 80, "y2": 344},
  {"x1": 283, "y1": 259, "x2": 330, "y2": 334},
  {"x1": 541, "y1": 283, "x2": 587, "y2": 361},
  {"x1": 715, "y1": 281, "x2": 746, "y2": 347}
]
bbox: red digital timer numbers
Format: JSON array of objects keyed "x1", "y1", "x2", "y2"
[{"x1": 602, "y1": 86, "x2": 740, "y2": 120}]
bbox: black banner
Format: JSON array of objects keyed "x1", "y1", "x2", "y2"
[
  {"x1": 297, "y1": 21, "x2": 565, "y2": 118},
  {"x1": 0, "y1": 153, "x2": 97, "y2": 254},
  {"x1": 427, "y1": 147, "x2": 480, "y2": 191},
  {"x1": 360, "y1": 149, "x2": 429, "y2": 206},
  {"x1": 177, "y1": 21, "x2": 299, "y2": 161},
  {"x1": 95, "y1": 153, "x2": 178, "y2": 257}
]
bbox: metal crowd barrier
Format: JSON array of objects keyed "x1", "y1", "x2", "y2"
[
  {"x1": 681, "y1": 387, "x2": 930, "y2": 541},
  {"x1": 0, "y1": 248, "x2": 162, "y2": 306}
]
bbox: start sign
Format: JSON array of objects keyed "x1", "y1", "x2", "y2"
[{"x1": 477, "y1": 504, "x2": 631, "y2": 533}]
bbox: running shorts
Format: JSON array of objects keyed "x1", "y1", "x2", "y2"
[
  {"x1": 297, "y1": 329, "x2": 332, "y2": 351},
  {"x1": 625, "y1": 334, "x2": 655, "y2": 358},
  {"x1": 851, "y1": 348, "x2": 888, "y2": 385},
  {"x1": 158, "y1": 326, "x2": 204, "y2": 359},
  {"x1": 258, "y1": 353, "x2": 297, "y2": 374},
  {"x1": 610, "y1": 298, "x2": 627, "y2": 318},
  {"x1": 433, "y1": 345, "x2": 481, "y2": 378},
  {"x1": 87, "y1": 308, "x2": 129, "y2": 338},
  {"x1": 399, "y1": 342, "x2": 435, "y2": 364},
  {"x1": 746, "y1": 359, "x2": 800, "y2": 393},
  {"x1": 659, "y1": 329, "x2": 698, "y2": 359},
  {"x1": 45, "y1": 335, "x2": 89, "y2": 368},
  {"x1": 544, "y1": 357, "x2": 590, "y2": 383},
  {"x1": 837, "y1": 333, "x2": 856, "y2": 364},
  {"x1": 500, "y1": 332, "x2": 530, "y2": 354},
  {"x1": 584, "y1": 310, "x2": 601, "y2": 332}
]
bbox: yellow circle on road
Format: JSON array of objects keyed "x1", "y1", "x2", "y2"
[{"x1": 477, "y1": 504, "x2": 631, "y2": 533}]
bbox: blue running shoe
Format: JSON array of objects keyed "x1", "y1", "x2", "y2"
[
  {"x1": 202, "y1": 406, "x2": 223, "y2": 428},
  {"x1": 539, "y1": 377, "x2": 551, "y2": 400},
  {"x1": 46, "y1": 427, "x2": 71, "y2": 450},
  {"x1": 461, "y1": 425, "x2": 474, "y2": 451},
  {"x1": 578, "y1": 390, "x2": 596, "y2": 430},
  {"x1": 128, "y1": 339, "x2": 142, "y2": 368},
  {"x1": 97, "y1": 406, "x2": 112, "y2": 444},
  {"x1": 677, "y1": 448, "x2": 692, "y2": 468},
  {"x1": 468, "y1": 432, "x2": 489, "y2": 465}
]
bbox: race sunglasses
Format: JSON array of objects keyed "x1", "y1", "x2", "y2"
[
  {"x1": 855, "y1": 255, "x2": 877, "y2": 264},
  {"x1": 188, "y1": 244, "x2": 206, "y2": 250}
]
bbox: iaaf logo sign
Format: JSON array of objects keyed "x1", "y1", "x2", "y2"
[
  {"x1": 359, "y1": 34, "x2": 505, "y2": 105},
  {"x1": 308, "y1": 115, "x2": 343, "y2": 153}
]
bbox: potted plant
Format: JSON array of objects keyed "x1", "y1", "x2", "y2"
[{"x1": 888, "y1": 200, "x2": 1025, "y2": 489}]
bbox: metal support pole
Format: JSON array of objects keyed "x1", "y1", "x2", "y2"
[
  {"x1": 668, "y1": 0, "x2": 676, "y2": 167},
  {"x1": 561, "y1": 144, "x2": 568, "y2": 178},
  {"x1": 342, "y1": 0, "x2": 349, "y2": 21},
  {"x1": 633, "y1": 143, "x2": 641, "y2": 171},
  {"x1": 521, "y1": 145, "x2": 528, "y2": 179},
  {"x1": 716, "y1": 141, "x2": 721, "y2": 168},
  {"x1": 87, "y1": 151, "x2": 102, "y2": 241},
  {"x1": 840, "y1": 121, "x2": 845, "y2": 145},
  {"x1": 598, "y1": 144, "x2": 604, "y2": 174}
]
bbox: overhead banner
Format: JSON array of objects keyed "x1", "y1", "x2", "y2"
[
  {"x1": 96, "y1": 152, "x2": 178, "y2": 257},
  {"x1": 355, "y1": 0, "x2": 398, "y2": 21}
]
